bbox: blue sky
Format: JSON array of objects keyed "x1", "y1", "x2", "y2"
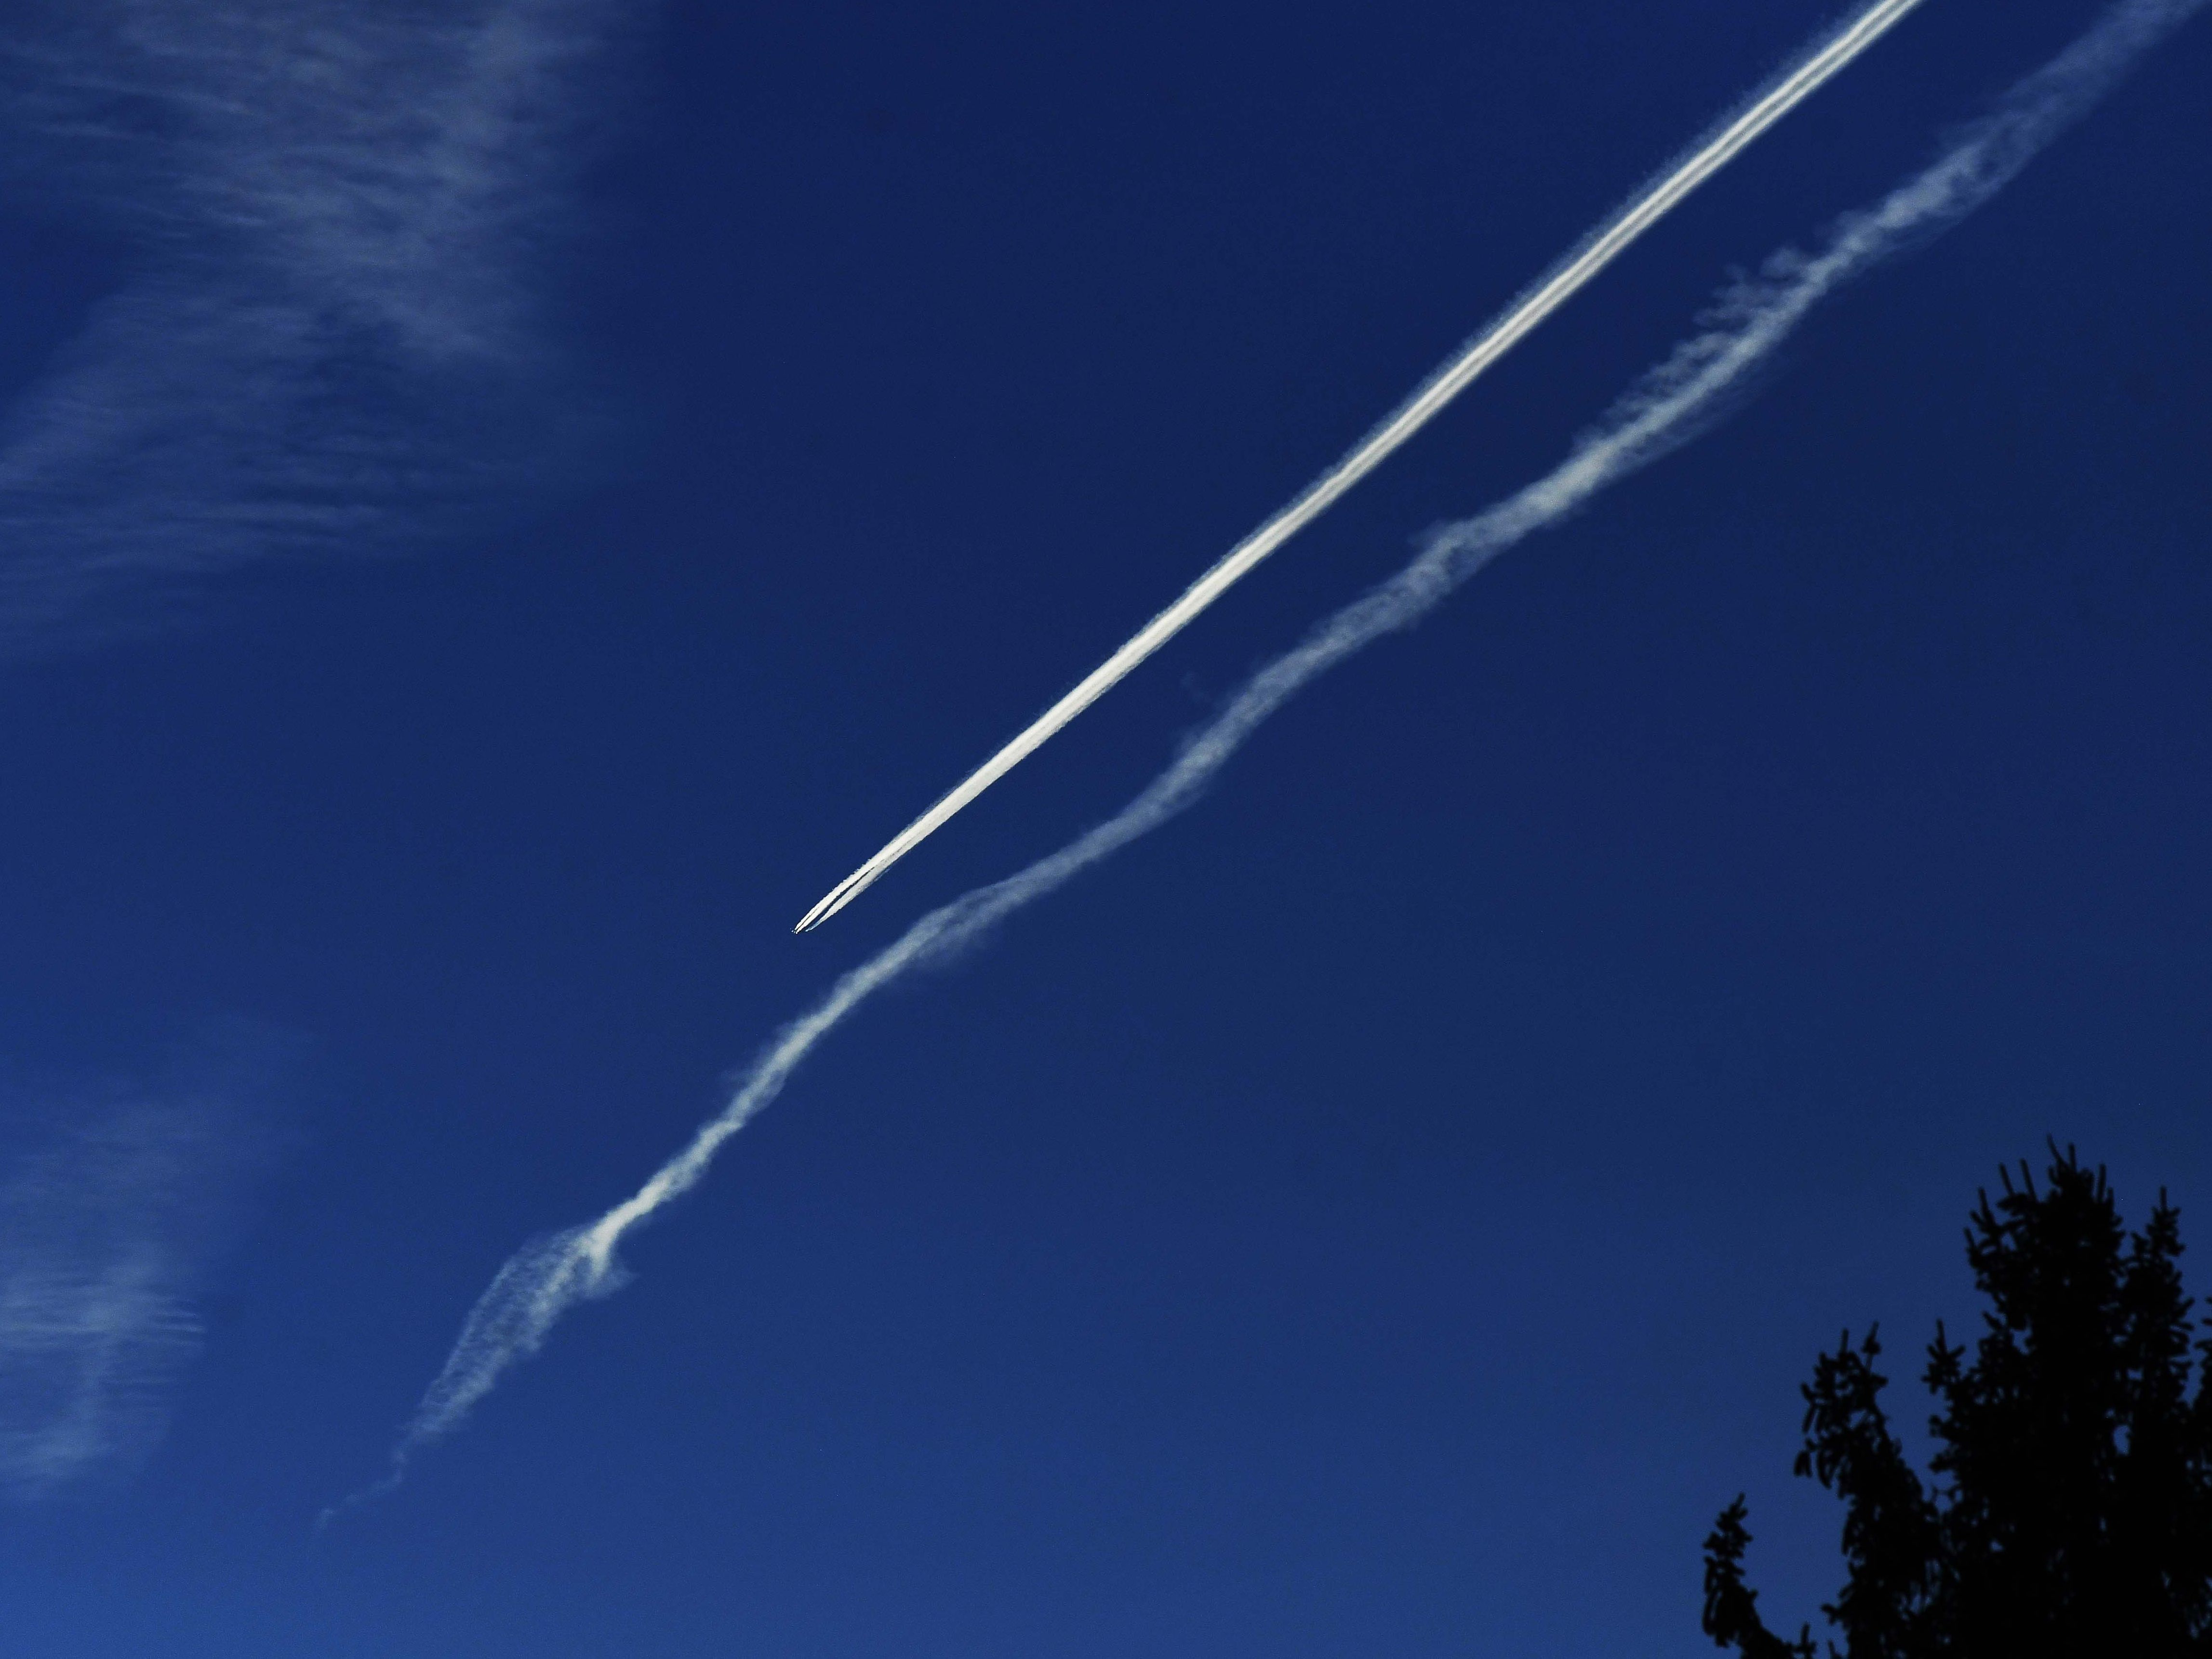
[{"x1": 0, "y1": 0, "x2": 2207, "y2": 1653}]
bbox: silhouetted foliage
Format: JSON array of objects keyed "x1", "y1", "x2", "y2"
[{"x1": 1703, "y1": 1144, "x2": 2212, "y2": 1657}]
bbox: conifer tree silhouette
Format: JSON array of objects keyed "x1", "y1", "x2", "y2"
[{"x1": 1702, "y1": 1144, "x2": 2212, "y2": 1657}]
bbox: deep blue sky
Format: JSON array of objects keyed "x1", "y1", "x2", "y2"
[{"x1": 0, "y1": 0, "x2": 2208, "y2": 1653}]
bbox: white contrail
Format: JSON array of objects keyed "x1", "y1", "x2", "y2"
[
  {"x1": 794, "y1": 0, "x2": 1930, "y2": 933},
  {"x1": 345, "y1": 0, "x2": 2204, "y2": 1512}
]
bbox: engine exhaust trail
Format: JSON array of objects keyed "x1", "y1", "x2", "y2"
[
  {"x1": 794, "y1": 0, "x2": 1929, "y2": 933},
  {"x1": 335, "y1": 0, "x2": 2206, "y2": 1518}
]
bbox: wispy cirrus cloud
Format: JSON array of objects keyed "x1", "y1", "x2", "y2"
[
  {"x1": 0, "y1": 0, "x2": 632, "y2": 653},
  {"x1": 0, "y1": 1049, "x2": 279, "y2": 1500}
]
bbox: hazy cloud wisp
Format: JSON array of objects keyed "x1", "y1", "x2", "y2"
[
  {"x1": 0, "y1": 1083, "x2": 269, "y2": 1500},
  {"x1": 0, "y1": 0, "x2": 627, "y2": 652}
]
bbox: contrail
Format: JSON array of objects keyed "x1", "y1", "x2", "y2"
[
  {"x1": 343, "y1": 0, "x2": 2205, "y2": 1513},
  {"x1": 794, "y1": 0, "x2": 1930, "y2": 933}
]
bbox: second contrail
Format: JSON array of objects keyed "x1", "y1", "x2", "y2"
[{"x1": 796, "y1": 0, "x2": 1927, "y2": 932}]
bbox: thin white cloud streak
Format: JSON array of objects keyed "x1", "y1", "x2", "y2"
[
  {"x1": 794, "y1": 0, "x2": 1931, "y2": 933},
  {"x1": 0, "y1": 1073, "x2": 274, "y2": 1501},
  {"x1": 363, "y1": 0, "x2": 2206, "y2": 1502},
  {"x1": 0, "y1": 0, "x2": 629, "y2": 653}
]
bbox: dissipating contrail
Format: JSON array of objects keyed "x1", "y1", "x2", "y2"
[
  {"x1": 335, "y1": 0, "x2": 2207, "y2": 1517},
  {"x1": 793, "y1": 0, "x2": 1929, "y2": 933}
]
